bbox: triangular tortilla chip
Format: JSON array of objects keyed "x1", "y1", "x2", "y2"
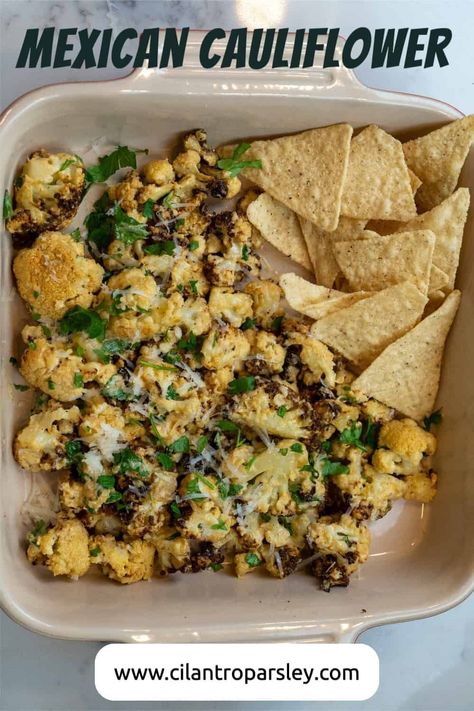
[
  {"x1": 429, "y1": 265, "x2": 449, "y2": 295},
  {"x1": 403, "y1": 115, "x2": 474, "y2": 211},
  {"x1": 223, "y1": 124, "x2": 353, "y2": 231},
  {"x1": 352, "y1": 291, "x2": 461, "y2": 420},
  {"x1": 365, "y1": 170, "x2": 421, "y2": 235},
  {"x1": 299, "y1": 216, "x2": 367, "y2": 288},
  {"x1": 341, "y1": 125, "x2": 417, "y2": 221},
  {"x1": 246, "y1": 193, "x2": 311, "y2": 271},
  {"x1": 279, "y1": 273, "x2": 370, "y2": 320},
  {"x1": 310, "y1": 282, "x2": 427, "y2": 370},
  {"x1": 394, "y1": 188, "x2": 470, "y2": 290},
  {"x1": 333, "y1": 230, "x2": 435, "y2": 295},
  {"x1": 408, "y1": 168, "x2": 422, "y2": 194}
]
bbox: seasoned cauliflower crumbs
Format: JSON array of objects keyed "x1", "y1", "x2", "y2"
[{"x1": 10, "y1": 131, "x2": 440, "y2": 590}]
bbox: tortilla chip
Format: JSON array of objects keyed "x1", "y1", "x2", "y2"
[
  {"x1": 365, "y1": 170, "x2": 421, "y2": 235},
  {"x1": 394, "y1": 188, "x2": 470, "y2": 290},
  {"x1": 333, "y1": 230, "x2": 435, "y2": 295},
  {"x1": 222, "y1": 124, "x2": 353, "y2": 231},
  {"x1": 280, "y1": 272, "x2": 370, "y2": 320},
  {"x1": 408, "y1": 168, "x2": 422, "y2": 194},
  {"x1": 429, "y1": 265, "x2": 449, "y2": 294},
  {"x1": 403, "y1": 115, "x2": 474, "y2": 211},
  {"x1": 341, "y1": 125, "x2": 417, "y2": 221},
  {"x1": 299, "y1": 216, "x2": 367, "y2": 287},
  {"x1": 310, "y1": 282, "x2": 427, "y2": 371},
  {"x1": 246, "y1": 193, "x2": 311, "y2": 271},
  {"x1": 353, "y1": 291, "x2": 461, "y2": 420}
]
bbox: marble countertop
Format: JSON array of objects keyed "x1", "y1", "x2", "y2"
[{"x1": 1, "y1": 2, "x2": 473, "y2": 710}]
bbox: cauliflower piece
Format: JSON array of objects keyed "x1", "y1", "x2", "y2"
[
  {"x1": 177, "y1": 474, "x2": 235, "y2": 543},
  {"x1": 180, "y1": 297, "x2": 211, "y2": 335},
  {"x1": 244, "y1": 280, "x2": 284, "y2": 329},
  {"x1": 7, "y1": 151, "x2": 85, "y2": 236},
  {"x1": 154, "y1": 528, "x2": 191, "y2": 576},
  {"x1": 173, "y1": 150, "x2": 201, "y2": 177},
  {"x1": 170, "y1": 254, "x2": 209, "y2": 297},
  {"x1": 20, "y1": 336, "x2": 82, "y2": 402},
  {"x1": 352, "y1": 470, "x2": 407, "y2": 521},
  {"x1": 91, "y1": 536, "x2": 155, "y2": 584},
  {"x1": 308, "y1": 514, "x2": 371, "y2": 591},
  {"x1": 105, "y1": 267, "x2": 161, "y2": 313},
  {"x1": 78, "y1": 400, "x2": 128, "y2": 461},
  {"x1": 373, "y1": 418, "x2": 436, "y2": 475},
  {"x1": 246, "y1": 330, "x2": 286, "y2": 375},
  {"x1": 289, "y1": 332, "x2": 336, "y2": 388},
  {"x1": 403, "y1": 472, "x2": 437, "y2": 503},
  {"x1": 14, "y1": 404, "x2": 81, "y2": 471},
  {"x1": 27, "y1": 519, "x2": 90, "y2": 578},
  {"x1": 13, "y1": 232, "x2": 103, "y2": 319},
  {"x1": 235, "y1": 549, "x2": 263, "y2": 577},
  {"x1": 208, "y1": 287, "x2": 253, "y2": 327},
  {"x1": 201, "y1": 326, "x2": 250, "y2": 370},
  {"x1": 204, "y1": 367, "x2": 234, "y2": 395},
  {"x1": 183, "y1": 129, "x2": 218, "y2": 166},
  {"x1": 124, "y1": 472, "x2": 177, "y2": 537},
  {"x1": 231, "y1": 380, "x2": 312, "y2": 439},
  {"x1": 141, "y1": 159, "x2": 175, "y2": 186},
  {"x1": 361, "y1": 399, "x2": 395, "y2": 424},
  {"x1": 264, "y1": 545, "x2": 302, "y2": 579}
]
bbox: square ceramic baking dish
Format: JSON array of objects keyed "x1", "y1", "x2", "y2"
[{"x1": 1, "y1": 32, "x2": 473, "y2": 643}]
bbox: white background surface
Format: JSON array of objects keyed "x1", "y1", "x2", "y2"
[{"x1": 0, "y1": 2, "x2": 473, "y2": 710}]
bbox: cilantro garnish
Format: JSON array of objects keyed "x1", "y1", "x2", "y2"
[
  {"x1": 170, "y1": 502, "x2": 182, "y2": 518},
  {"x1": 59, "y1": 157, "x2": 79, "y2": 172},
  {"x1": 189, "y1": 280, "x2": 198, "y2": 295},
  {"x1": 240, "y1": 317, "x2": 256, "y2": 331},
  {"x1": 139, "y1": 360, "x2": 177, "y2": 372},
  {"x1": 218, "y1": 480, "x2": 242, "y2": 499},
  {"x1": 290, "y1": 443, "x2": 303, "y2": 453},
  {"x1": 162, "y1": 191, "x2": 176, "y2": 210},
  {"x1": 90, "y1": 546, "x2": 101, "y2": 557},
  {"x1": 113, "y1": 448, "x2": 148, "y2": 477},
  {"x1": 196, "y1": 435, "x2": 208, "y2": 453},
  {"x1": 142, "y1": 199, "x2": 155, "y2": 219},
  {"x1": 244, "y1": 456, "x2": 256, "y2": 471},
  {"x1": 210, "y1": 519, "x2": 227, "y2": 531},
  {"x1": 217, "y1": 143, "x2": 262, "y2": 178},
  {"x1": 228, "y1": 375, "x2": 256, "y2": 395},
  {"x1": 143, "y1": 239, "x2": 175, "y2": 256},
  {"x1": 101, "y1": 375, "x2": 130, "y2": 401},
  {"x1": 277, "y1": 406, "x2": 287, "y2": 418},
  {"x1": 27, "y1": 519, "x2": 48, "y2": 545},
  {"x1": 85, "y1": 146, "x2": 148, "y2": 183},
  {"x1": 70, "y1": 228, "x2": 81, "y2": 242},
  {"x1": 65, "y1": 439, "x2": 83, "y2": 465},
  {"x1": 321, "y1": 459, "x2": 349, "y2": 478},
  {"x1": 157, "y1": 452, "x2": 174, "y2": 471},
  {"x1": 245, "y1": 552, "x2": 262, "y2": 568},
  {"x1": 270, "y1": 315, "x2": 283, "y2": 333},
  {"x1": 216, "y1": 419, "x2": 239, "y2": 432},
  {"x1": 361, "y1": 416, "x2": 378, "y2": 449},
  {"x1": 189, "y1": 240, "x2": 199, "y2": 251},
  {"x1": 424, "y1": 409, "x2": 443, "y2": 431},
  {"x1": 114, "y1": 204, "x2": 149, "y2": 245},
  {"x1": 210, "y1": 563, "x2": 223, "y2": 571},
  {"x1": 97, "y1": 475, "x2": 116, "y2": 489},
  {"x1": 94, "y1": 338, "x2": 130, "y2": 364},
  {"x1": 3, "y1": 190, "x2": 13, "y2": 219},
  {"x1": 59, "y1": 306, "x2": 106, "y2": 341},
  {"x1": 241, "y1": 244, "x2": 249, "y2": 261},
  {"x1": 47, "y1": 378, "x2": 55, "y2": 390},
  {"x1": 168, "y1": 436, "x2": 190, "y2": 454},
  {"x1": 339, "y1": 422, "x2": 368, "y2": 451},
  {"x1": 166, "y1": 384, "x2": 182, "y2": 401},
  {"x1": 73, "y1": 371, "x2": 84, "y2": 389},
  {"x1": 106, "y1": 491, "x2": 123, "y2": 505}
]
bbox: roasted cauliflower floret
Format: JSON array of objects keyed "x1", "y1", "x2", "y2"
[
  {"x1": 90, "y1": 535, "x2": 155, "y2": 584},
  {"x1": 373, "y1": 418, "x2": 436, "y2": 475},
  {"x1": 14, "y1": 404, "x2": 81, "y2": 471},
  {"x1": 245, "y1": 330, "x2": 286, "y2": 375},
  {"x1": 78, "y1": 400, "x2": 128, "y2": 461},
  {"x1": 105, "y1": 267, "x2": 161, "y2": 313},
  {"x1": 141, "y1": 159, "x2": 175, "y2": 186},
  {"x1": 201, "y1": 326, "x2": 250, "y2": 370},
  {"x1": 177, "y1": 474, "x2": 235, "y2": 543},
  {"x1": 27, "y1": 518, "x2": 90, "y2": 578},
  {"x1": 231, "y1": 380, "x2": 312, "y2": 439},
  {"x1": 244, "y1": 280, "x2": 284, "y2": 329},
  {"x1": 308, "y1": 514, "x2": 370, "y2": 591},
  {"x1": 7, "y1": 151, "x2": 85, "y2": 236},
  {"x1": 403, "y1": 472, "x2": 437, "y2": 503},
  {"x1": 153, "y1": 528, "x2": 190, "y2": 575},
  {"x1": 265, "y1": 545, "x2": 302, "y2": 579},
  {"x1": 208, "y1": 287, "x2": 253, "y2": 327},
  {"x1": 124, "y1": 471, "x2": 177, "y2": 537},
  {"x1": 13, "y1": 232, "x2": 103, "y2": 319},
  {"x1": 352, "y1": 469, "x2": 407, "y2": 521},
  {"x1": 234, "y1": 549, "x2": 263, "y2": 577},
  {"x1": 290, "y1": 331, "x2": 336, "y2": 388},
  {"x1": 180, "y1": 296, "x2": 211, "y2": 335}
]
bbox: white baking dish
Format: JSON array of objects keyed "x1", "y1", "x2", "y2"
[{"x1": 1, "y1": 33, "x2": 473, "y2": 643}]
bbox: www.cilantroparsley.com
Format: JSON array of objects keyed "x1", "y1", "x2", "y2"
[{"x1": 16, "y1": 27, "x2": 452, "y2": 70}]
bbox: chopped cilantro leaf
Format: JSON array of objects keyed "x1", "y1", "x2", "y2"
[
  {"x1": 241, "y1": 244, "x2": 249, "y2": 261},
  {"x1": 290, "y1": 443, "x2": 303, "y2": 453},
  {"x1": 157, "y1": 452, "x2": 174, "y2": 471},
  {"x1": 3, "y1": 190, "x2": 13, "y2": 219},
  {"x1": 143, "y1": 239, "x2": 175, "y2": 256},
  {"x1": 114, "y1": 204, "x2": 149, "y2": 245},
  {"x1": 196, "y1": 435, "x2": 208, "y2": 453},
  {"x1": 277, "y1": 406, "x2": 287, "y2": 418},
  {"x1": 424, "y1": 409, "x2": 443, "y2": 431},
  {"x1": 139, "y1": 359, "x2": 177, "y2": 372},
  {"x1": 189, "y1": 279, "x2": 198, "y2": 295},
  {"x1": 168, "y1": 436, "x2": 190, "y2": 454},
  {"x1": 90, "y1": 546, "x2": 101, "y2": 557},
  {"x1": 162, "y1": 191, "x2": 176, "y2": 210},
  {"x1": 94, "y1": 338, "x2": 129, "y2": 364},
  {"x1": 97, "y1": 475, "x2": 115, "y2": 489},
  {"x1": 217, "y1": 143, "x2": 262, "y2": 178},
  {"x1": 228, "y1": 375, "x2": 256, "y2": 395},
  {"x1": 189, "y1": 240, "x2": 199, "y2": 251},
  {"x1": 47, "y1": 379, "x2": 55, "y2": 390},
  {"x1": 142, "y1": 199, "x2": 155, "y2": 219},
  {"x1": 113, "y1": 448, "x2": 148, "y2": 477},
  {"x1": 69, "y1": 227, "x2": 81, "y2": 242},
  {"x1": 339, "y1": 422, "x2": 367, "y2": 451},
  {"x1": 321, "y1": 459, "x2": 349, "y2": 478},
  {"x1": 27, "y1": 519, "x2": 48, "y2": 545},
  {"x1": 166, "y1": 384, "x2": 182, "y2": 401},
  {"x1": 240, "y1": 317, "x2": 256, "y2": 331},
  {"x1": 170, "y1": 502, "x2": 182, "y2": 518},
  {"x1": 210, "y1": 519, "x2": 227, "y2": 531},
  {"x1": 218, "y1": 480, "x2": 242, "y2": 499},
  {"x1": 65, "y1": 439, "x2": 83, "y2": 464},
  {"x1": 73, "y1": 372, "x2": 84, "y2": 388},
  {"x1": 245, "y1": 552, "x2": 262, "y2": 568},
  {"x1": 14, "y1": 383, "x2": 29, "y2": 392},
  {"x1": 59, "y1": 306, "x2": 106, "y2": 341},
  {"x1": 27, "y1": 340, "x2": 37, "y2": 350},
  {"x1": 270, "y1": 315, "x2": 283, "y2": 333},
  {"x1": 41, "y1": 324, "x2": 52, "y2": 338},
  {"x1": 244, "y1": 456, "x2": 256, "y2": 471},
  {"x1": 101, "y1": 374, "x2": 130, "y2": 401},
  {"x1": 106, "y1": 491, "x2": 123, "y2": 504},
  {"x1": 216, "y1": 419, "x2": 239, "y2": 432},
  {"x1": 85, "y1": 146, "x2": 147, "y2": 183},
  {"x1": 210, "y1": 563, "x2": 223, "y2": 571}
]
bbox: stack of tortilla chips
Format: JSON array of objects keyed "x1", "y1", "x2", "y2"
[{"x1": 221, "y1": 116, "x2": 474, "y2": 422}]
